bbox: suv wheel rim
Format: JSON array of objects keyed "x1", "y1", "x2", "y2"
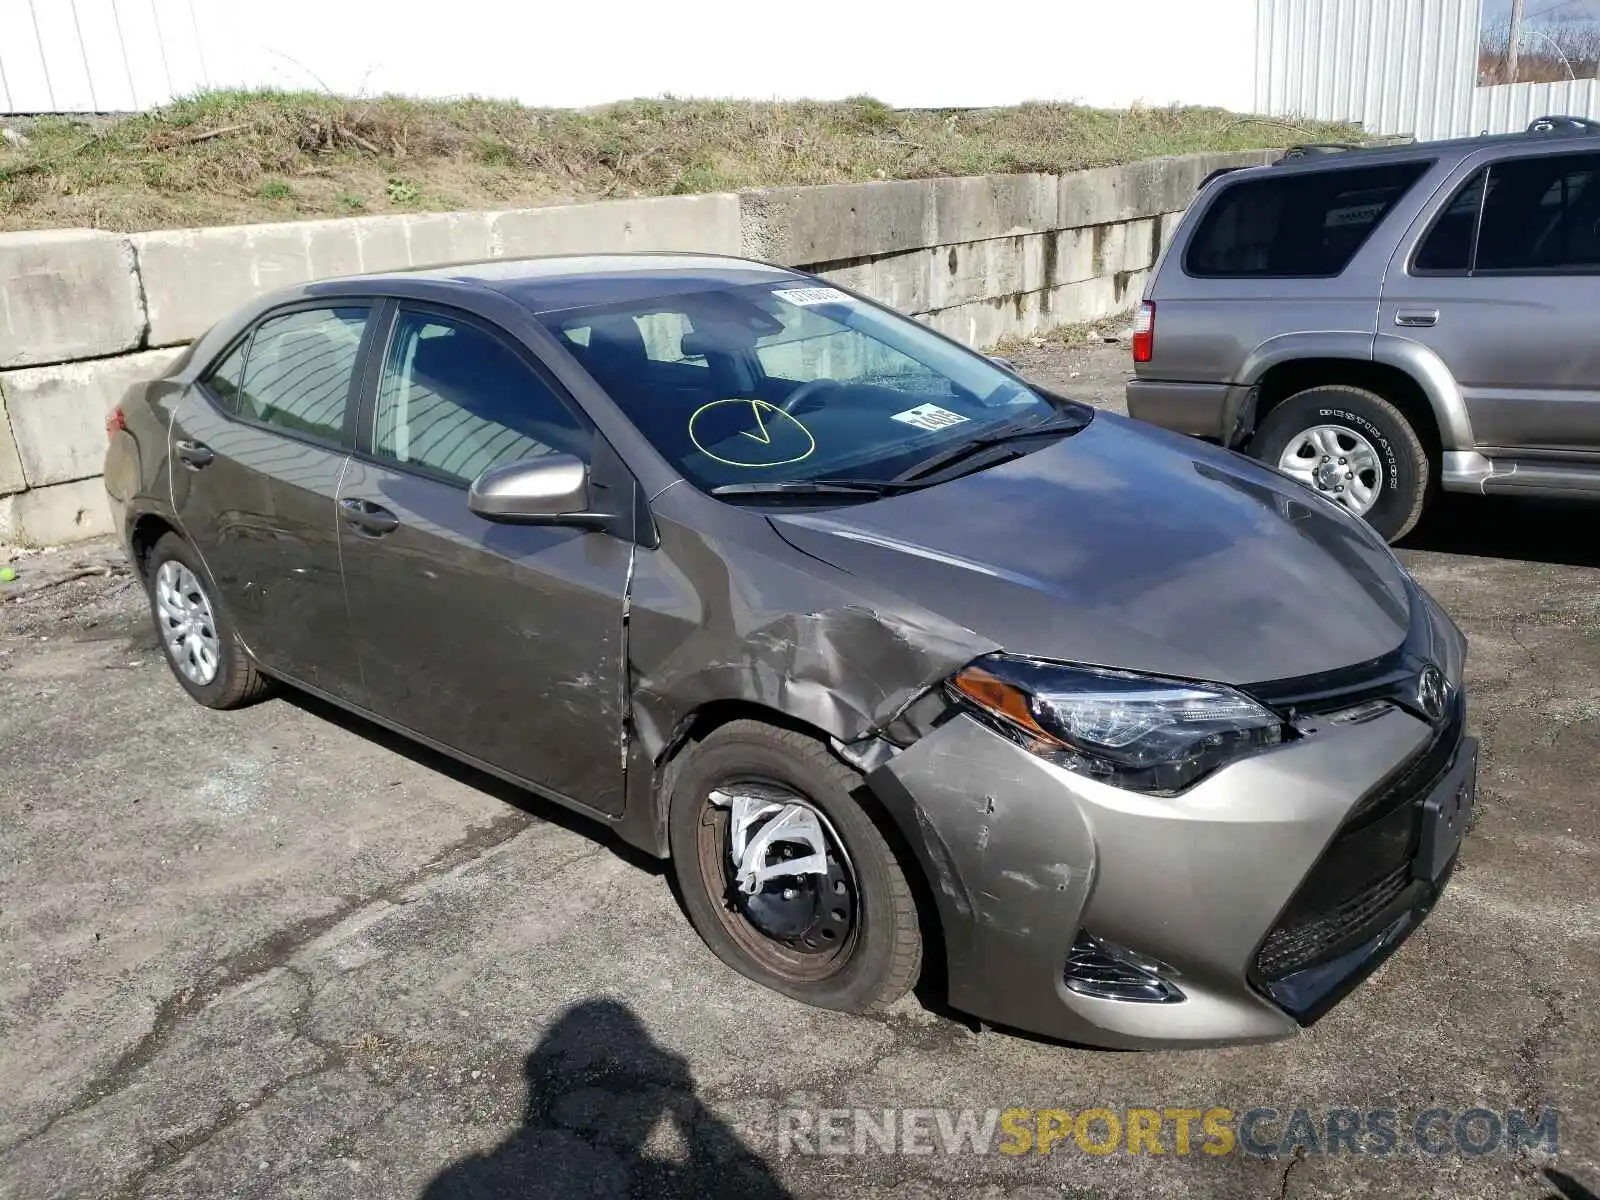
[
  {"x1": 698, "y1": 781, "x2": 858, "y2": 983},
  {"x1": 154, "y1": 560, "x2": 222, "y2": 686},
  {"x1": 1277, "y1": 424, "x2": 1384, "y2": 516}
]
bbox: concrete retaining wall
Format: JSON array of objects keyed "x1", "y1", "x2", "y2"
[{"x1": 0, "y1": 150, "x2": 1272, "y2": 546}]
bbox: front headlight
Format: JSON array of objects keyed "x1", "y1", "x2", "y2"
[{"x1": 949, "y1": 655, "x2": 1289, "y2": 794}]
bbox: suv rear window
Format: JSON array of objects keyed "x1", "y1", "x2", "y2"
[{"x1": 1185, "y1": 162, "x2": 1431, "y2": 278}]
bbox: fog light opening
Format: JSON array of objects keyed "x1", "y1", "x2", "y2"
[{"x1": 1063, "y1": 931, "x2": 1185, "y2": 1003}]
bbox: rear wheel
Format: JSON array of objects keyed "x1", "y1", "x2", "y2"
[
  {"x1": 145, "y1": 533, "x2": 271, "y2": 709},
  {"x1": 1249, "y1": 385, "x2": 1431, "y2": 543},
  {"x1": 668, "y1": 721, "x2": 922, "y2": 1013}
]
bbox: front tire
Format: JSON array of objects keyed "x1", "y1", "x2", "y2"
[
  {"x1": 668, "y1": 720, "x2": 922, "y2": 1014},
  {"x1": 145, "y1": 532, "x2": 270, "y2": 709},
  {"x1": 1249, "y1": 385, "x2": 1430, "y2": 543}
]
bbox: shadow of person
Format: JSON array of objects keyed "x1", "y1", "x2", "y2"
[{"x1": 422, "y1": 998, "x2": 794, "y2": 1200}]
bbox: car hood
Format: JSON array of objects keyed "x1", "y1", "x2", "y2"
[{"x1": 767, "y1": 413, "x2": 1412, "y2": 686}]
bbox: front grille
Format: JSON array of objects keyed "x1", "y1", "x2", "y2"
[
  {"x1": 1253, "y1": 690, "x2": 1466, "y2": 984},
  {"x1": 1255, "y1": 865, "x2": 1412, "y2": 978}
]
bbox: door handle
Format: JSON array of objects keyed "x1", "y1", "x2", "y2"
[
  {"x1": 340, "y1": 497, "x2": 400, "y2": 536},
  {"x1": 1395, "y1": 310, "x2": 1439, "y2": 328},
  {"x1": 175, "y1": 440, "x2": 215, "y2": 469}
]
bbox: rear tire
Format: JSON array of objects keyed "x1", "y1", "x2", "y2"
[
  {"x1": 145, "y1": 532, "x2": 271, "y2": 710},
  {"x1": 1249, "y1": 385, "x2": 1431, "y2": 543},
  {"x1": 668, "y1": 720, "x2": 922, "y2": 1014}
]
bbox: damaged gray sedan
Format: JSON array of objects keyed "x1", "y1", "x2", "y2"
[{"x1": 104, "y1": 254, "x2": 1477, "y2": 1048}]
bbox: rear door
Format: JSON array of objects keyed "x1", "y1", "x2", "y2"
[
  {"x1": 1379, "y1": 146, "x2": 1600, "y2": 453},
  {"x1": 336, "y1": 304, "x2": 631, "y2": 813},
  {"x1": 170, "y1": 303, "x2": 377, "y2": 702}
]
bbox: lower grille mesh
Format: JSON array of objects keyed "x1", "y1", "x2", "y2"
[{"x1": 1255, "y1": 865, "x2": 1410, "y2": 978}]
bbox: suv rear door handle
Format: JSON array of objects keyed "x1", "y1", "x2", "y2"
[
  {"x1": 340, "y1": 497, "x2": 400, "y2": 536},
  {"x1": 1395, "y1": 310, "x2": 1439, "y2": 328}
]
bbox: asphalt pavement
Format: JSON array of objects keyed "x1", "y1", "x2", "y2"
[{"x1": 1, "y1": 338, "x2": 1595, "y2": 1199}]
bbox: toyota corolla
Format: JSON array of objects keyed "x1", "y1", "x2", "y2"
[{"x1": 103, "y1": 254, "x2": 1476, "y2": 1047}]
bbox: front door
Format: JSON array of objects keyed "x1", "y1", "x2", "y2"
[
  {"x1": 1380, "y1": 147, "x2": 1600, "y2": 454},
  {"x1": 336, "y1": 305, "x2": 630, "y2": 813},
  {"x1": 170, "y1": 303, "x2": 374, "y2": 702}
]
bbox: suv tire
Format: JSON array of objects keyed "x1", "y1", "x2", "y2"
[
  {"x1": 668, "y1": 720, "x2": 922, "y2": 1014},
  {"x1": 1249, "y1": 385, "x2": 1430, "y2": 543}
]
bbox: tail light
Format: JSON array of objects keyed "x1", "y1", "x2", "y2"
[
  {"x1": 105, "y1": 405, "x2": 127, "y2": 441},
  {"x1": 1132, "y1": 301, "x2": 1155, "y2": 364}
]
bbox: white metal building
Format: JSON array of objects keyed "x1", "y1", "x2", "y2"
[{"x1": 2, "y1": 0, "x2": 1597, "y2": 141}]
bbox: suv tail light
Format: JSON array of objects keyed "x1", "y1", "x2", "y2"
[
  {"x1": 106, "y1": 405, "x2": 127, "y2": 441},
  {"x1": 1132, "y1": 301, "x2": 1155, "y2": 364}
]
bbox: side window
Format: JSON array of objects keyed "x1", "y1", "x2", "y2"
[
  {"x1": 234, "y1": 306, "x2": 369, "y2": 443},
  {"x1": 1185, "y1": 161, "x2": 1431, "y2": 278},
  {"x1": 374, "y1": 311, "x2": 589, "y2": 486},
  {"x1": 1474, "y1": 153, "x2": 1600, "y2": 273},
  {"x1": 1413, "y1": 171, "x2": 1486, "y2": 273},
  {"x1": 203, "y1": 339, "x2": 250, "y2": 411}
]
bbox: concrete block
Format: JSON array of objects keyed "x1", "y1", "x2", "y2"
[
  {"x1": 133, "y1": 222, "x2": 314, "y2": 346},
  {"x1": 927, "y1": 236, "x2": 1046, "y2": 310},
  {"x1": 0, "y1": 388, "x2": 26, "y2": 496},
  {"x1": 921, "y1": 268, "x2": 1150, "y2": 351},
  {"x1": 302, "y1": 218, "x2": 364, "y2": 280},
  {"x1": 1093, "y1": 218, "x2": 1159, "y2": 277},
  {"x1": 1050, "y1": 227, "x2": 1101, "y2": 286},
  {"x1": 0, "y1": 477, "x2": 113, "y2": 547},
  {"x1": 352, "y1": 216, "x2": 412, "y2": 275},
  {"x1": 930, "y1": 174, "x2": 1059, "y2": 245},
  {"x1": 0, "y1": 230, "x2": 146, "y2": 368},
  {"x1": 490, "y1": 194, "x2": 741, "y2": 260},
  {"x1": 869, "y1": 250, "x2": 933, "y2": 313},
  {"x1": 744, "y1": 180, "x2": 935, "y2": 265},
  {"x1": 398, "y1": 212, "x2": 495, "y2": 271},
  {"x1": 2, "y1": 348, "x2": 183, "y2": 488}
]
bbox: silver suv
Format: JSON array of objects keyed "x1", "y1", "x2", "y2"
[{"x1": 1127, "y1": 116, "x2": 1600, "y2": 542}]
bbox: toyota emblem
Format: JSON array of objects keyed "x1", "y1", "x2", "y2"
[{"x1": 1416, "y1": 665, "x2": 1448, "y2": 724}]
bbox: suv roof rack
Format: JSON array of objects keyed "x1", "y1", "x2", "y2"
[
  {"x1": 1526, "y1": 114, "x2": 1600, "y2": 135},
  {"x1": 1275, "y1": 142, "x2": 1365, "y2": 163}
]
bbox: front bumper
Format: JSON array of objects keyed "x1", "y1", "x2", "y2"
[{"x1": 867, "y1": 598, "x2": 1472, "y2": 1049}]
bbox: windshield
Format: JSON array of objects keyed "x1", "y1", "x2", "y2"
[{"x1": 536, "y1": 281, "x2": 1076, "y2": 495}]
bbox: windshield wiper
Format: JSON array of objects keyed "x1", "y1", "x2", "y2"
[
  {"x1": 709, "y1": 478, "x2": 919, "y2": 499},
  {"x1": 892, "y1": 412, "x2": 1088, "y2": 483}
]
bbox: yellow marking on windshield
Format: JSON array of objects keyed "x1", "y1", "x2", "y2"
[{"x1": 688, "y1": 398, "x2": 816, "y2": 468}]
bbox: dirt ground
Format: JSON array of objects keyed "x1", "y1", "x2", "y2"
[{"x1": 1, "y1": 341, "x2": 1596, "y2": 1199}]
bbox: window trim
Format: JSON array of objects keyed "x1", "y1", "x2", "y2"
[
  {"x1": 1181, "y1": 158, "x2": 1436, "y2": 281},
  {"x1": 193, "y1": 298, "x2": 382, "y2": 453},
  {"x1": 353, "y1": 300, "x2": 598, "y2": 492},
  {"x1": 1408, "y1": 167, "x2": 1489, "y2": 278}
]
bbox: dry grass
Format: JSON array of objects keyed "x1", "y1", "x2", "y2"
[{"x1": 0, "y1": 90, "x2": 1361, "y2": 233}]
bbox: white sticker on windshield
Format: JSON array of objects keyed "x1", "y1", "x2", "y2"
[
  {"x1": 890, "y1": 402, "x2": 971, "y2": 432},
  {"x1": 772, "y1": 286, "x2": 856, "y2": 306}
]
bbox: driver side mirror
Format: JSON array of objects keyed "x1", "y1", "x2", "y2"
[{"x1": 468, "y1": 455, "x2": 599, "y2": 526}]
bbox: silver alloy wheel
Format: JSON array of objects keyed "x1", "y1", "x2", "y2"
[
  {"x1": 1276, "y1": 424, "x2": 1384, "y2": 516},
  {"x1": 154, "y1": 560, "x2": 222, "y2": 686}
]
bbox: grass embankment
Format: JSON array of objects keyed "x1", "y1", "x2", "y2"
[{"x1": 0, "y1": 90, "x2": 1360, "y2": 233}]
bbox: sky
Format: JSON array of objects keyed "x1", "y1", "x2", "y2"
[{"x1": 1480, "y1": 0, "x2": 1600, "y2": 28}]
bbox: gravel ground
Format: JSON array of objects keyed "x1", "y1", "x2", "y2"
[{"x1": 1, "y1": 340, "x2": 1596, "y2": 1199}]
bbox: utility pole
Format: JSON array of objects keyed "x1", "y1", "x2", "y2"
[{"x1": 1507, "y1": 0, "x2": 1526, "y2": 82}]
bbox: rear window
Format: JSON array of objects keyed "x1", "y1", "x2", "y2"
[{"x1": 1185, "y1": 161, "x2": 1431, "y2": 278}]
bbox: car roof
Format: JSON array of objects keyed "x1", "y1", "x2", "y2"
[
  {"x1": 304, "y1": 252, "x2": 800, "y2": 316},
  {"x1": 1242, "y1": 123, "x2": 1600, "y2": 182}
]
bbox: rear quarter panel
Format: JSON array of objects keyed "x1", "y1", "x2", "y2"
[{"x1": 1141, "y1": 158, "x2": 1457, "y2": 387}]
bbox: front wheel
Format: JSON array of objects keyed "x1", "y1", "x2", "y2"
[
  {"x1": 668, "y1": 721, "x2": 922, "y2": 1014},
  {"x1": 1248, "y1": 385, "x2": 1431, "y2": 543}
]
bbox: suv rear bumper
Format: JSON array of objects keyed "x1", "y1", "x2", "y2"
[{"x1": 1126, "y1": 380, "x2": 1255, "y2": 445}]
